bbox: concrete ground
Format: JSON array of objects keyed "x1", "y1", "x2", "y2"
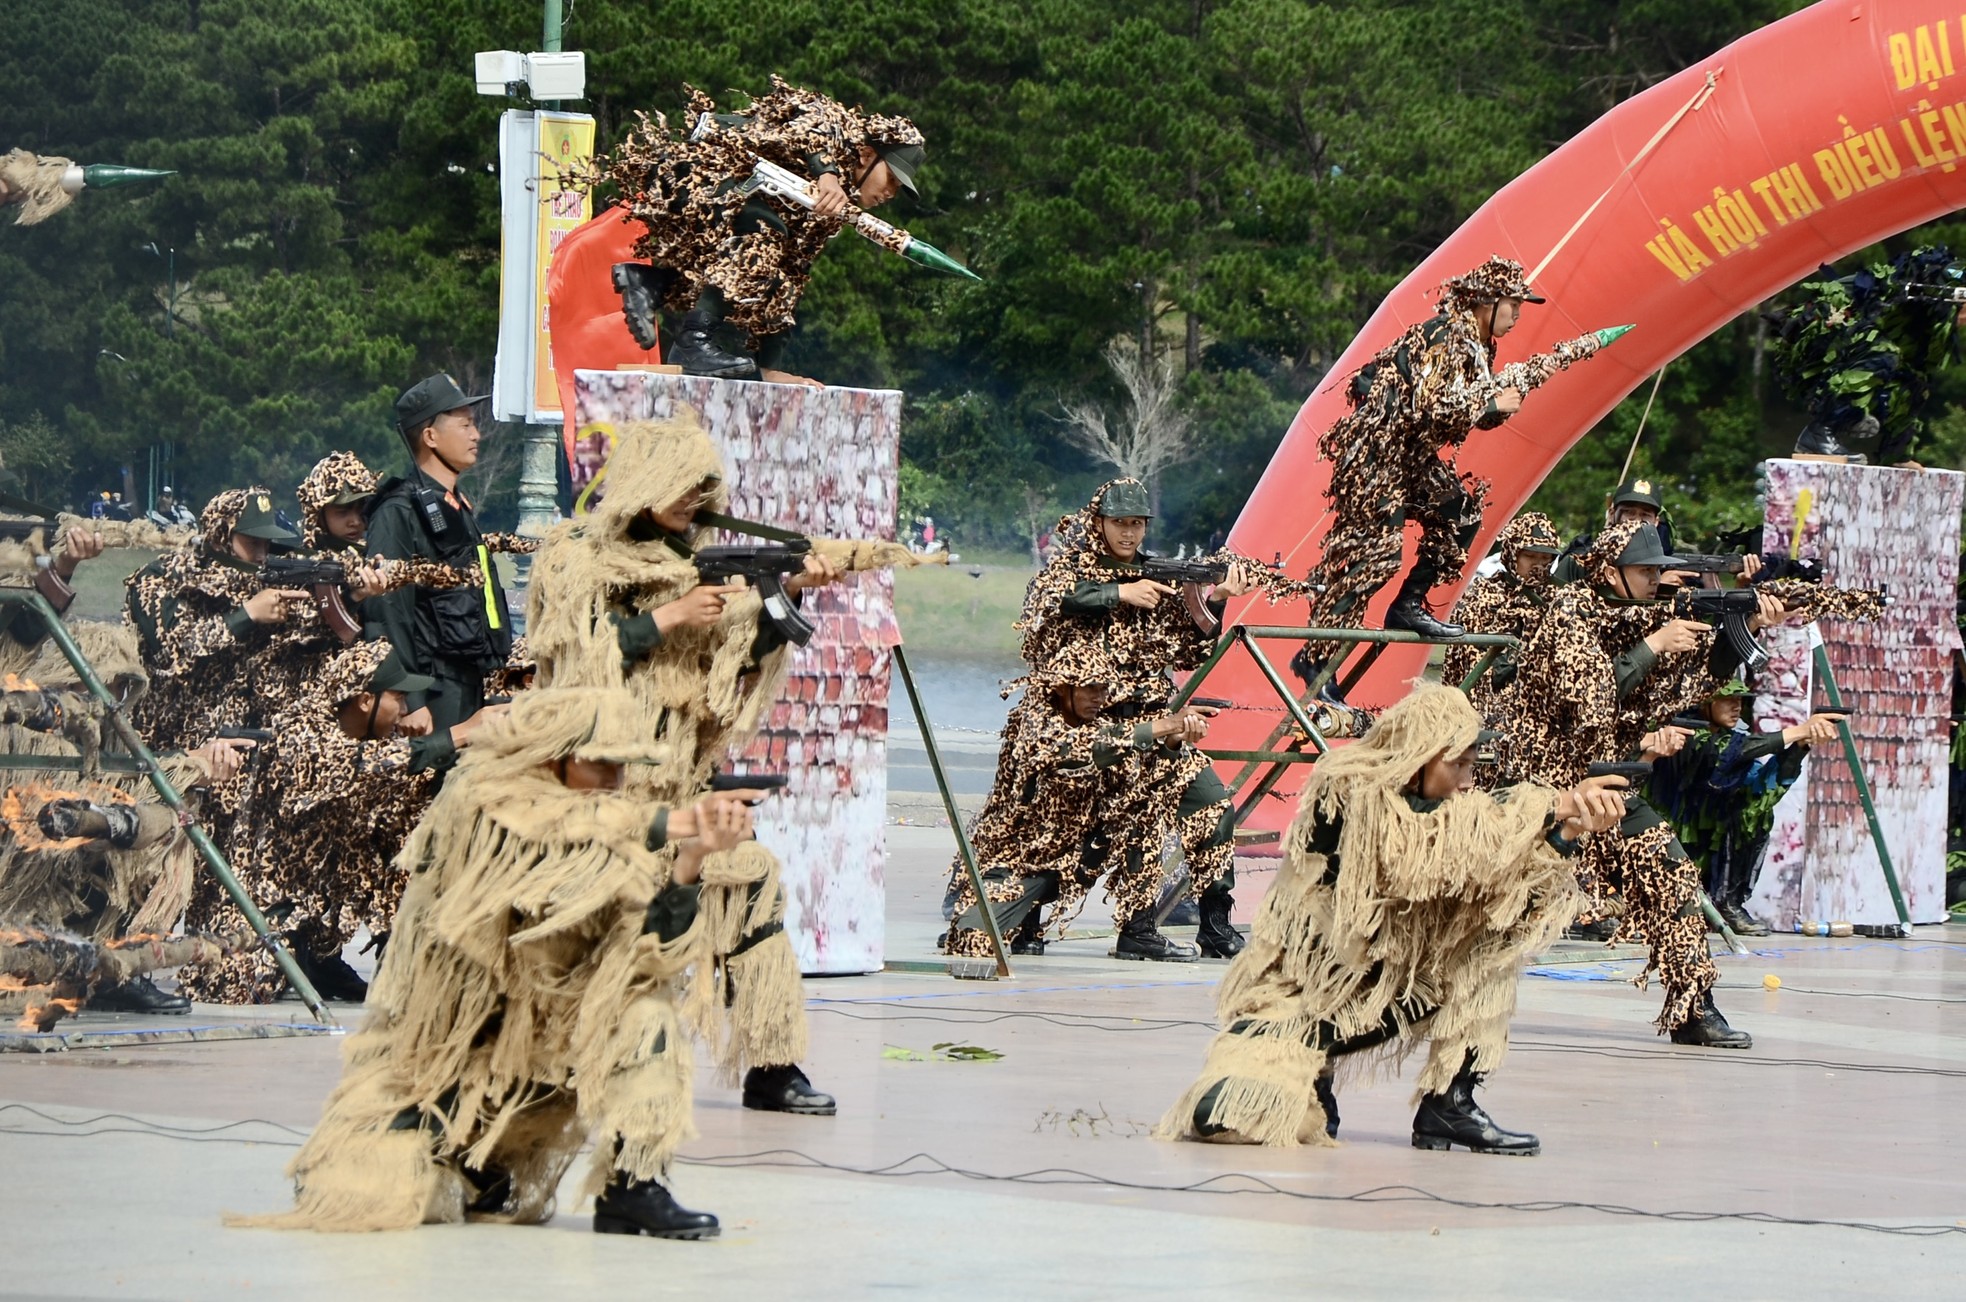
[{"x1": 2, "y1": 816, "x2": 1963, "y2": 1299}]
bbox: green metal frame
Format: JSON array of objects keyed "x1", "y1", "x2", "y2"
[
  {"x1": 1812, "y1": 642, "x2": 1911, "y2": 928},
  {"x1": 0, "y1": 588, "x2": 335, "y2": 1025},
  {"x1": 1164, "y1": 623, "x2": 1520, "y2": 826},
  {"x1": 891, "y1": 644, "x2": 1011, "y2": 977}
]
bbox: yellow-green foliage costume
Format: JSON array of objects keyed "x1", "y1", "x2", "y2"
[
  {"x1": 240, "y1": 689, "x2": 703, "y2": 1231},
  {"x1": 527, "y1": 417, "x2": 803, "y2": 1080},
  {"x1": 1158, "y1": 685, "x2": 1580, "y2": 1147}
]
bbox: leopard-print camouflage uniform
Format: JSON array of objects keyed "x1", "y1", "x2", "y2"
[
  {"x1": 1444, "y1": 513, "x2": 1561, "y2": 773},
  {"x1": 604, "y1": 76, "x2": 924, "y2": 339},
  {"x1": 1497, "y1": 520, "x2": 1745, "y2": 1030},
  {"x1": 296, "y1": 452, "x2": 379, "y2": 553},
  {"x1": 124, "y1": 489, "x2": 290, "y2": 756},
  {"x1": 943, "y1": 642, "x2": 1213, "y2": 958},
  {"x1": 177, "y1": 639, "x2": 450, "y2": 1003},
  {"x1": 1306, "y1": 258, "x2": 1611, "y2": 628}
]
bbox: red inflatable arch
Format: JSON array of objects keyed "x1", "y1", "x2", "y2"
[{"x1": 1212, "y1": 0, "x2": 1966, "y2": 811}]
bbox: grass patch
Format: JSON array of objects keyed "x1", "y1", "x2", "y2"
[
  {"x1": 70, "y1": 549, "x2": 161, "y2": 622},
  {"x1": 892, "y1": 561, "x2": 1035, "y2": 659}
]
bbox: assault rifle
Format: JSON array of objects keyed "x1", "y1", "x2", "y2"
[
  {"x1": 1672, "y1": 587, "x2": 1769, "y2": 673},
  {"x1": 693, "y1": 543, "x2": 817, "y2": 647},
  {"x1": 260, "y1": 555, "x2": 365, "y2": 644},
  {"x1": 1123, "y1": 554, "x2": 1232, "y2": 635},
  {"x1": 1664, "y1": 553, "x2": 1825, "y2": 585}
]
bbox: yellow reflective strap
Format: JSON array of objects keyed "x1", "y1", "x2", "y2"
[{"x1": 479, "y1": 543, "x2": 501, "y2": 629}]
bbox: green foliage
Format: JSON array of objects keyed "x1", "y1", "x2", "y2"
[{"x1": 1, "y1": 0, "x2": 1940, "y2": 554}]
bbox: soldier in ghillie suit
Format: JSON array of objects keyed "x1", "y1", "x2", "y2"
[
  {"x1": 605, "y1": 76, "x2": 925, "y2": 379},
  {"x1": 237, "y1": 688, "x2": 760, "y2": 1240},
  {"x1": 1495, "y1": 521, "x2": 1793, "y2": 1048},
  {"x1": 527, "y1": 415, "x2": 860, "y2": 1117},
  {"x1": 1649, "y1": 679, "x2": 1845, "y2": 938},
  {"x1": 1158, "y1": 684, "x2": 1622, "y2": 1152},
  {"x1": 297, "y1": 451, "x2": 380, "y2": 555},
  {"x1": 1301, "y1": 257, "x2": 1628, "y2": 656},
  {"x1": 1771, "y1": 244, "x2": 1963, "y2": 466},
  {"x1": 1018, "y1": 477, "x2": 1308, "y2": 958},
  {"x1": 123, "y1": 488, "x2": 312, "y2": 754},
  {"x1": 943, "y1": 641, "x2": 1219, "y2": 962},
  {"x1": 174, "y1": 639, "x2": 498, "y2": 1005}
]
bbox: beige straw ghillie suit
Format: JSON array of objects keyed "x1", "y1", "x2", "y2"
[
  {"x1": 941, "y1": 643, "x2": 1211, "y2": 958},
  {"x1": 240, "y1": 689, "x2": 707, "y2": 1231},
  {"x1": 1158, "y1": 685, "x2": 1583, "y2": 1147},
  {"x1": 527, "y1": 417, "x2": 808, "y2": 1080}
]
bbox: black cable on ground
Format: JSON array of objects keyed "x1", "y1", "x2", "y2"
[{"x1": 2, "y1": 1104, "x2": 1958, "y2": 1238}]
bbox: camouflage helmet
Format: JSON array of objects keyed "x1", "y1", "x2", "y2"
[
  {"x1": 1711, "y1": 676, "x2": 1754, "y2": 699},
  {"x1": 318, "y1": 639, "x2": 433, "y2": 708},
  {"x1": 1440, "y1": 255, "x2": 1546, "y2": 308},
  {"x1": 1029, "y1": 638, "x2": 1125, "y2": 692},
  {"x1": 297, "y1": 451, "x2": 379, "y2": 548},
  {"x1": 1092, "y1": 477, "x2": 1153, "y2": 520}
]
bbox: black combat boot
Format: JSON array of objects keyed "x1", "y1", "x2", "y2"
[
  {"x1": 1412, "y1": 1054, "x2": 1539, "y2": 1155},
  {"x1": 741, "y1": 1063, "x2": 837, "y2": 1115},
  {"x1": 1194, "y1": 884, "x2": 1245, "y2": 959},
  {"x1": 593, "y1": 1173, "x2": 720, "y2": 1240},
  {"x1": 1382, "y1": 566, "x2": 1464, "y2": 639},
  {"x1": 1794, "y1": 415, "x2": 1872, "y2": 463},
  {"x1": 1669, "y1": 991, "x2": 1752, "y2": 1049},
  {"x1": 1313, "y1": 1068, "x2": 1340, "y2": 1139},
  {"x1": 668, "y1": 290, "x2": 758, "y2": 379},
  {"x1": 89, "y1": 975, "x2": 190, "y2": 1015},
  {"x1": 1008, "y1": 909, "x2": 1048, "y2": 956},
  {"x1": 610, "y1": 262, "x2": 666, "y2": 351},
  {"x1": 295, "y1": 943, "x2": 370, "y2": 1004},
  {"x1": 1113, "y1": 911, "x2": 1200, "y2": 963}
]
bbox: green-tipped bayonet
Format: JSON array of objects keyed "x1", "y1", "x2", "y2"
[
  {"x1": 1594, "y1": 323, "x2": 1636, "y2": 347},
  {"x1": 899, "y1": 235, "x2": 982, "y2": 282}
]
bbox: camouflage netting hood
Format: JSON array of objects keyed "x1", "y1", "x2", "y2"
[
  {"x1": 526, "y1": 416, "x2": 783, "y2": 760},
  {"x1": 1578, "y1": 518, "x2": 1653, "y2": 581},
  {"x1": 316, "y1": 638, "x2": 395, "y2": 710},
  {"x1": 1024, "y1": 638, "x2": 1125, "y2": 693},
  {"x1": 1494, "y1": 512, "x2": 1562, "y2": 588},
  {"x1": 1439, "y1": 255, "x2": 1544, "y2": 311},
  {"x1": 297, "y1": 453, "x2": 379, "y2": 550},
  {"x1": 198, "y1": 488, "x2": 252, "y2": 558},
  {"x1": 585, "y1": 419, "x2": 730, "y2": 544}
]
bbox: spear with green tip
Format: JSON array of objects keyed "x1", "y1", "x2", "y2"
[
  {"x1": 740, "y1": 156, "x2": 982, "y2": 282},
  {"x1": 2, "y1": 149, "x2": 174, "y2": 226}
]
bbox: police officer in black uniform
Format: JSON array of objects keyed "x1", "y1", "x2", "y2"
[
  {"x1": 1552, "y1": 476, "x2": 1677, "y2": 584},
  {"x1": 363, "y1": 375, "x2": 514, "y2": 735}
]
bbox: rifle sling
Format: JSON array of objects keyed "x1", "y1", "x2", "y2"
[{"x1": 692, "y1": 510, "x2": 807, "y2": 545}]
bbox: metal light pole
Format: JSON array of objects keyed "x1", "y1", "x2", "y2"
[{"x1": 511, "y1": 0, "x2": 568, "y2": 553}]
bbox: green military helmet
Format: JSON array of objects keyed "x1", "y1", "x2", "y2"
[
  {"x1": 232, "y1": 489, "x2": 299, "y2": 543},
  {"x1": 1095, "y1": 478, "x2": 1153, "y2": 520},
  {"x1": 1711, "y1": 677, "x2": 1754, "y2": 699},
  {"x1": 1612, "y1": 476, "x2": 1665, "y2": 511}
]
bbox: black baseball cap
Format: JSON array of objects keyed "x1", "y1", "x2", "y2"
[
  {"x1": 394, "y1": 373, "x2": 486, "y2": 435},
  {"x1": 371, "y1": 650, "x2": 435, "y2": 695},
  {"x1": 874, "y1": 142, "x2": 923, "y2": 196},
  {"x1": 1614, "y1": 523, "x2": 1684, "y2": 568},
  {"x1": 1612, "y1": 477, "x2": 1665, "y2": 511}
]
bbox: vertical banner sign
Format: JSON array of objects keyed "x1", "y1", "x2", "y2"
[
  {"x1": 533, "y1": 112, "x2": 594, "y2": 418},
  {"x1": 494, "y1": 109, "x2": 594, "y2": 424}
]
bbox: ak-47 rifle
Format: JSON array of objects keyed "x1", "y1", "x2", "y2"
[
  {"x1": 694, "y1": 543, "x2": 817, "y2": 647},
  {"x1": 1671, "y1": 587, "x2": 1769, "y2": 673},
  {"x1": 1124, "y1": 552, "x2": 1315, "y2": 635},
  {"x1": 1666, "y1": 553, "x2": 1826, "y2": 584},
  {"x1": 259, "y1": 555, "x2": 480, "y2": 645}
]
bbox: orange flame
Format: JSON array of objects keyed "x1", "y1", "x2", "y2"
[{"x1": 2, "y1": 674, "x2": 40, "y2": 692}]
